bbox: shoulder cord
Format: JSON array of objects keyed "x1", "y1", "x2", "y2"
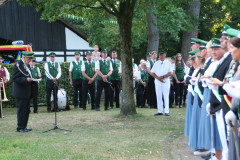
[{"x1": 16, "y1": 62, "x2": 29, "y2": 77}]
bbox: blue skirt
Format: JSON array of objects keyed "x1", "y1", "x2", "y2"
[
  {"x1": 197, "y1": 88, "x2": 222, "y2": 150},
  {"x1": 184, "y1": 92, "x2": 193, "y2": 137},
  {"x1": 188, "y1": 93, "x2": 202, "y2": 150}
]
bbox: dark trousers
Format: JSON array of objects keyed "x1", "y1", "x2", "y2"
[
  {"x1": 109, "y1": 80, "x2": 121, "y2": 108},
  {"x1": 31, "y1": 82, "x2": 38, "y2": 113},
  {"x1": 137, "y1": 84, "x2": 147, "y2": 107},
  {"x1": 73, "y1": 79, "x2": 83, "y2": 107},
  {"x1": 147, "y1": 77, "x2": 157, "y2": 108},
  {"x1": 169, "y1": 83, "x2": 174, "y2": 108},
  {"x1": 95, "y1": 80, "x2": 109, "y2": 110},
  {"x1": 175, "y1": 81, "x2": 184, "y2": 106},
  {"x1": 46, "y1": 80, "x2": 58, "y2": 111},
  {"x1": 16, "y1": 98, "x2": 30, "y2": 130},
  {"x1": 82, "y1": 80, "x2": 95, "y2": 109},
  {"x1": 183, "y1": 84, "x2": 188, "y2": 104}
]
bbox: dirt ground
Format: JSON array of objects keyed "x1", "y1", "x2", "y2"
[{"x1": 163, "y1": 133, "x2": 203, "y2": 160}]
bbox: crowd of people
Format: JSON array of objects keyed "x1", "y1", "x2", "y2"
[{"x1": 1, "y1": 23, "x2": 240, "y2": 160}]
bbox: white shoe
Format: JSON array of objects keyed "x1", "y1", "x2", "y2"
[{"x1": 193, "y1": 150, "x2": 210, "y2": 156}]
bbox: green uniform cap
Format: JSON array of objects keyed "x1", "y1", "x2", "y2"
[
  {"x1": 74, "y1": 51, "x2": 81, "y2": 55},
  {"x1": 223, "y1": 24, "x2": 240, "y2": 38},
  {"x1": 189, "y1": 49, "x2": 200, "y2": 55},
  {"x1": 86, "y1": 51, "x2": 92, "y2": 55},
  {"x1": 22, "y1": 51, "x2": 34, "y2": 58},
  {"x1": 101, "y1": 49, "x2": 108, "y2": 53},
  {"x1": 211, "y1": 38, "x2": 221, "y2": 48},
  {"x1": 191, "y1": 38, "x2": 202, "y2": 45},
  {"x1": 200, "y1": 40, "x2": 208, "y2": 50},
  {"x1": 145, "y1": 52, "x2": 151, "y2": 57},
  {"x1": 171, "y1": 56, "x2": 176, "y2": 60},
  {"x1": 159, "y1": 50, "x2": 167, "y2": 55},
  {"x1": 48, "y1": 52, "x2": 56, "y2": 57}
]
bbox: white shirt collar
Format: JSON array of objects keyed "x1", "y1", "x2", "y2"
[{"x1": 75, "y1": 59, "x2": 80, "y2": 63}]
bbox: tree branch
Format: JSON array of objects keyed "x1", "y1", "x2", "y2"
[
  {"x1": 70, "y1": 4, "x2": 103, "y2": 10},
  {"x1": 104, "y1": 0, "x2": 119, "y2": 14},
  {"x1": 99, "y1": 1, "x2": 119, "y2": 17}
]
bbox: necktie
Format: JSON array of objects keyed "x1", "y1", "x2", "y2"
[{"x1": 52, "y1": 62, "x2": 54, "y2": 67}]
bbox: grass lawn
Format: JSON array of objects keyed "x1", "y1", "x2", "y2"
[{"x1": 0, "y1": 106, "x2": 186, "y2": 160}]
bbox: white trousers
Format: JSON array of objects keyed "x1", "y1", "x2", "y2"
[
  {"x1": 155, "y1": 81, "x2": 170, "y2": 114},
  {"x1": 215, "y1": 109, "x2": 228, "y2": 160}
]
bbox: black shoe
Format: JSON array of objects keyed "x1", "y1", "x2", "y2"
[
  {"x1": 201, "y1": 152, "x2": 215, "y2": 159},
  {"x1": 17, "y1": 128, "x2": 29, "y2": 132},
  {"x1": 91, "y1": 108, "x2": 95, "y2": 110},
  {"x1": 105, "y1": 108, "x2": 110, "y2": 111},
  {"x1": 26, "y1": 128, "x2": 32, "y2": 131},
  {"x1": 165, "y1": 113, "x2": 170, "y2": 116},
  {"x1": 34, "y1": 111, "x2": 39, "y2": 114},
  {"x1": 83, "y1": 108, "x2": 86, "y2": 110},
  {"x1": 47, "y1": 110, "x2": 51, "y2": 113},
  {"x1": 142, "y1": 105, "x2": 148, "y2": 108},
  {"x1": 116, "y1": 106, "x2": 120, "y2": 108},
  {"x1": 96, "y1": 108, "x2": 100, "y2": 111},
  {"x1": 154, "y1": 113, "x2": 163, "y2": 116},
  {"x1": 74, "y1": 106, "x2": 78, "y2": 109}
]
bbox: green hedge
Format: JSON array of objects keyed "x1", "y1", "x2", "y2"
[{"x1": 3, "y1": 62, "x2": 74, "y2": 107}]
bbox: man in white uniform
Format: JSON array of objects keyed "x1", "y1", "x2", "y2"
[{"x1": 151, "y1": 51, "x2": 173, "y2": 116}]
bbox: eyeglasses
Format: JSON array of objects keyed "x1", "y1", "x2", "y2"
[{"x1": 220, "y1": 38, "x2": 228, "y2": 41}]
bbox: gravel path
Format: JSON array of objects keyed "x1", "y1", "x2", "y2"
[{"x1": 163, "y1": 133, "x2": 203, "y2": 160}]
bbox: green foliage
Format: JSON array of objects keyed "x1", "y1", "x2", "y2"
[{"x1": 3, "y1": 62, "x2": 74, "y2": 107}]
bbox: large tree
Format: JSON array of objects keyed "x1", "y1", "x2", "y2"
[
  {"x1": 181, "y1": 0, "x2": 201, "y2": 61},
  {"x1": 18, "y1": 0, "x2": 137, "y2": 115}
]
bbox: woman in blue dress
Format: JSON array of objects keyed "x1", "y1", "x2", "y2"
[
  {"x1": 188, "y1": 52, "x2": 205, "y2": 151},
  {"x1": 184, "y1": 56, "x2": 196, "y2": 137}
]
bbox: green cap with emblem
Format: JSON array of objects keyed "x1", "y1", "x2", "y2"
[
  {"x1": 171, "y1": 56, "x2": 176, "y2": 60},
  {"x1": 145, "y1": 52, "x2": 151, "y2": 57},
  {"x1": 48, "y1": 52, "x2": 56, "y2": 57},
  {"x1": 159, "y1": 50, "x2": 167, "y2": 55},
  {"x1": 74, "y1": 51, "x2": 81, "y2": 55},
  {"x1": 22, "y1": 51, "x2": 34, "y2": 58},
  {"x1": 210, "y1": 38, "x2": 221, "y2": 48},
  {"x1": 189, "y1": 49, "x2": 200, "y2": 55},
  {"x1": 86, "y1": 51, "x2": 92, "y2": 55},
  {"x1": 223, "y1": 24, "x2": 240, "y2": 38},
  {"x1": 101, "y1": 48, "x2": 108, "y2": 53}
]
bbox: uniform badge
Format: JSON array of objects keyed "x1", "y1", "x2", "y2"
[
  {"x1": 92, "y1": 67, "x2": 95, "y2": 71},
  {"x1": 35, "y1": 73, "x2": 37, "y2": 77}
]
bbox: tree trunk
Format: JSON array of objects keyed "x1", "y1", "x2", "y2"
[
  {"x1": 118, "y1": 1, "x2": 137, "y2": 115},
  {"x1": 181, "y1": 0, "x2": 201, "y2": 62},
  {"x1": 147, "y1": 5, "x2": 159, "y2": 52}
]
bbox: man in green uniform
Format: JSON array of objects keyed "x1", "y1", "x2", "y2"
[
  {"x1": 95, "y1": 49, "x2": 113, "y2": 111},
  {"x1": 29, "y1": 58, "x2": 41, "y2": 113},
  {"x1": 44, "y1": 52, "x2": 62, "y2": 112},
  {"x1": 109, "y1": 51, "x2": 122, "y2": 108},
  {"x1": 69, "y1": 51, "x2": 84, "y2": 109},
  {"x1": 82, "y1": 51, "x2": 97, "y2": 110}
]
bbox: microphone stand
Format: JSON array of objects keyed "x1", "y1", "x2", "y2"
[{"x1": 43, "y1": 64, "x2": 72, "y2": 133}]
